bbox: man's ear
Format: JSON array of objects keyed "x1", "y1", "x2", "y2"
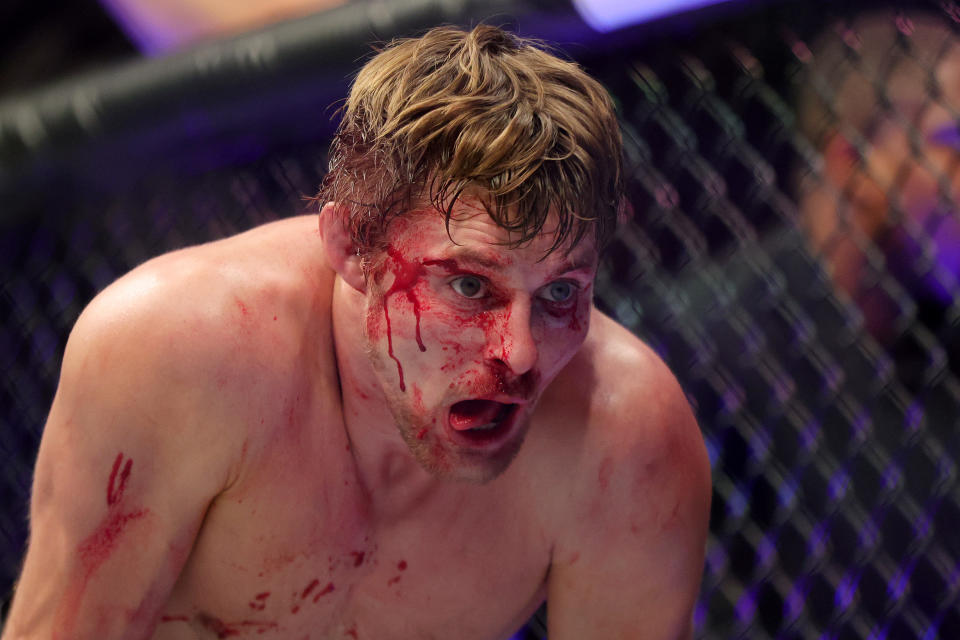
[{"x1": 319, "y1": 202, "x2": 367, "y2": 293}]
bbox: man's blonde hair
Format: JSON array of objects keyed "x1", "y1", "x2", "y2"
[{"x1": 318, "y1": 24, "x2": 624, "y2": 256}]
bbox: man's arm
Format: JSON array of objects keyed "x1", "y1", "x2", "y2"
[
  {"x1": 547, "y1": 334, "x2": 711, "y2": 640},
  {"x1": 3, "y1": 270, "x2": 244, "y2": 639}
]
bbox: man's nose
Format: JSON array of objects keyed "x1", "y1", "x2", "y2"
[{"x1": 486, "y1": 298, "x2": 538, "y2": 376}]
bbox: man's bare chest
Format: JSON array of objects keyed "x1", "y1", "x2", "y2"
[{"x1": 153, "y1": 450, "x2": 551, "y2": 640}]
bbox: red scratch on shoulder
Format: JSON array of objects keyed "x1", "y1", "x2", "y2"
[
  {"x1": 313, "y1": 582, "x2": 335, "y2": 602},
  {"x1": 106, "y1": 453, "x2": 133, "y2": 506},
  {"x1": 301, "y1": 579, "x2": 320, "y2": 599},
  {"x1": 56, "y1": 453, "x2": 150, "y2": 635}
]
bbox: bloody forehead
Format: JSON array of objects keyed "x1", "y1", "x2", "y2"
[{"x1": 373, "y1": 203, "x2": 600, "y2": 280}]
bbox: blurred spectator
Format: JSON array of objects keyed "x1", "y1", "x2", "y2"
[{"x1": 795, "y1": 11, "x2": 960, "y2": 382}]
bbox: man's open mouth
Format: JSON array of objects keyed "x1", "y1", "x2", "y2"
[{"x1": 447, "y1": 399, "x2": 518, "y2": 444}]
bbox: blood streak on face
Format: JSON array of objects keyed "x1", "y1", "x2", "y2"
[
  {"x1": 361, "y1": 204, "x2": 596, "y2": 482},
  {"x1": 382, "y1": 245, "x2": 428, "y2": 391}
]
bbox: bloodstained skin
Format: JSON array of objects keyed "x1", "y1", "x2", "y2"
[
  {"x1": 248, "y1": 591, "x2": 270, "y2": 611},
  {"x1": 350, "y1": 550, "x2": 366, "y2": 567},
  {"x1": 313, "y1": 582, "x2": 335, "y2": 602},
  {"x1": 196, "y1": 613, "x2": 279, "y2": 638},
  {"x1": 381, "y1": 246, "x2": 429, "y2": 391},
  {"x1": 106, "y1": 452, "x2": 133, "y2": 506},
  {"x1": 301, "y1": 579, "x2": 320, "y2": 599},
  {"x1": 378, "y1": 246, "x2": 580, "y2": 400},
  {"x1": 56, "y1": 452, "x2": 150, "y2": 637},
  {"x1": 160, "y1": 615, "x2": 190, "y2": 622}
]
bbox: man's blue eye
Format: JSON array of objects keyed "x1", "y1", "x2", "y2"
[
  {"x1": 541, "y1": 281, "x2": 575, "y2": 303},
  {"x1": 450, "y1": 276, "x2": 486, "y2": 299}
]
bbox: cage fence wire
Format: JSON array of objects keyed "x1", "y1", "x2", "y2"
[{"x1": 2, "y1": 1, "x2": 960, "y2": 638}]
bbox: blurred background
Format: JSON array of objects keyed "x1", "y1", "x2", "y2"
[{"x1": 3, "y1": 0, "x2": 960, "y2": 638}]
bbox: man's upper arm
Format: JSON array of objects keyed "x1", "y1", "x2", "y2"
[
  {"x1": 547, "y1": 340, "x2": 711, "y2": 640},
  {"x1": 4, "y1": 277, "x2": 241, "y2": 639}
]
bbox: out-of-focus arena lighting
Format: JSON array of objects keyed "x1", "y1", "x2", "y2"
[{"x1": 572, "y1": 0, "x2": 736, "y2": 32}]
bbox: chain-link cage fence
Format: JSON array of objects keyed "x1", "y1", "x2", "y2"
[{"x1": 3, "y1": 0, "x2": 960, "y2": 638}]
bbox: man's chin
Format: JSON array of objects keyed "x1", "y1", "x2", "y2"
[
  {"x1": 404, "y1": 418, "x2": 529, "y2": 485},
  {"x1": 423, "y1": 445, "x2": 524, "y2": 485}
]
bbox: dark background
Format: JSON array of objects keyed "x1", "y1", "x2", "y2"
[{"x1": 0, "y1": 0, "x2": 137, "y2": 99}]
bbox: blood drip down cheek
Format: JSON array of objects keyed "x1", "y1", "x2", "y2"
[
  {"x1": 366, "y1": 246, "x2": 429, "y2": 392},
  {"x1": 368, "y1": 244, "x2": 473, "y2": 393}
]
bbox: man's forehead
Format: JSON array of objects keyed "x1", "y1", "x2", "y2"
[
  {"x1": 438, "y1": 242, "x2": 598, "y2": 272},
  {"x1": 393, "y1": 199, "x2": 597, "y2": 265}
]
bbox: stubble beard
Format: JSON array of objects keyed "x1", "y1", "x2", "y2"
[
  {"x1": 361, "y1": 275, "x2": 541, "y2": 482},
  {"x1": 362, "y1": 328, "x2": 530, "y2": 484},
  {"x1": 381, "y1": 367, "x2": 531, "y2": 484}
]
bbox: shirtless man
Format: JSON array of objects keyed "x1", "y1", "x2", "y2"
[{"x1": 3, "y1": 24, "x2": 711, "y2": 640}]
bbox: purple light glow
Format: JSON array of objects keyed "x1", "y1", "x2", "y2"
[
  {"x1": 756, "y1": 535, "x2": 776, "y2": 568},
  {"x1": 914, "y1": 513, "x2": 932, "y2": 539},
  {"x1": 735, "y1": 590, "x2": 756, "y2": 623},
  {"x1": 800, "y1": 419, "x2": 821, "y2": 452},
  {"x1": 727, "y1": 485, "x2": 748, "y2": 518},
  {"x1": 881, "y1": 464, "x2": 902, "y2": 493},
  {"x1": 927, "y1": 212, "x2": 960, "y2": 301},
  {"x1": 905, "y1": 402, "x2": 924, "y2": 436},
  {"x1": 828, "y1": 469, "x2": 851, "y2": 502},
  {"x1": 777, "y1": 477, "x2": 797, "y2": 509},
  {"x1": 783, "y1": 580, "x2": 808, "y2": 621},
  {"x1": 572, "y1": 0, "x2": 737, "y2": 32},
  {"x1": 807, "y1": 523, "x2": 828, "y2": 559},
  {"x1": 707, "y1": 543, "x2": 729, "y2": 574},
  {"x1": 948, "y1": 561, "x2": 960, "y2": 591},
  {"x1": 866, "y1": 626, "x2": 889, "y2": 640},
  {"x1": 921, "y1": 625, "x2": 939, "y2": 640},
  {"x1": 887, "y1": 565, "x2": 911, "y2": 602},
  {"x1": 859, "y1": 519, "x2": 880, "y2": 550},
  {"x1": 694, "y1": 600, "x2": 708, "y2": 628},
  {"x1": 704, "y1": 434, "x2": 719, "y2": 468},
  {"x1": 834, "y1": 572, "x2": 857, "y2": 611}
]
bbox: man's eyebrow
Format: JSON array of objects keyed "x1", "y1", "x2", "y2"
[
  {"x1": 421, "y1": 247, "x2": 597, "y2": 278},
  {"x1": 423, "y1": 249, "x2": 505, "y2": 271},
  {"x1": 549, "y1": 255, "x2": 598, "y2": 279}
]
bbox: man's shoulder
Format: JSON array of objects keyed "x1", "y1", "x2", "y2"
[
  {"x1": 67, "y1": 216, "x2": 334, "y2": 401},
  {"x1": 551, "y1": 309, "x2": 688, "y2": 439},
  {"x1": 531, "y1": 308, "x2": 710, "y2": 538}
]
